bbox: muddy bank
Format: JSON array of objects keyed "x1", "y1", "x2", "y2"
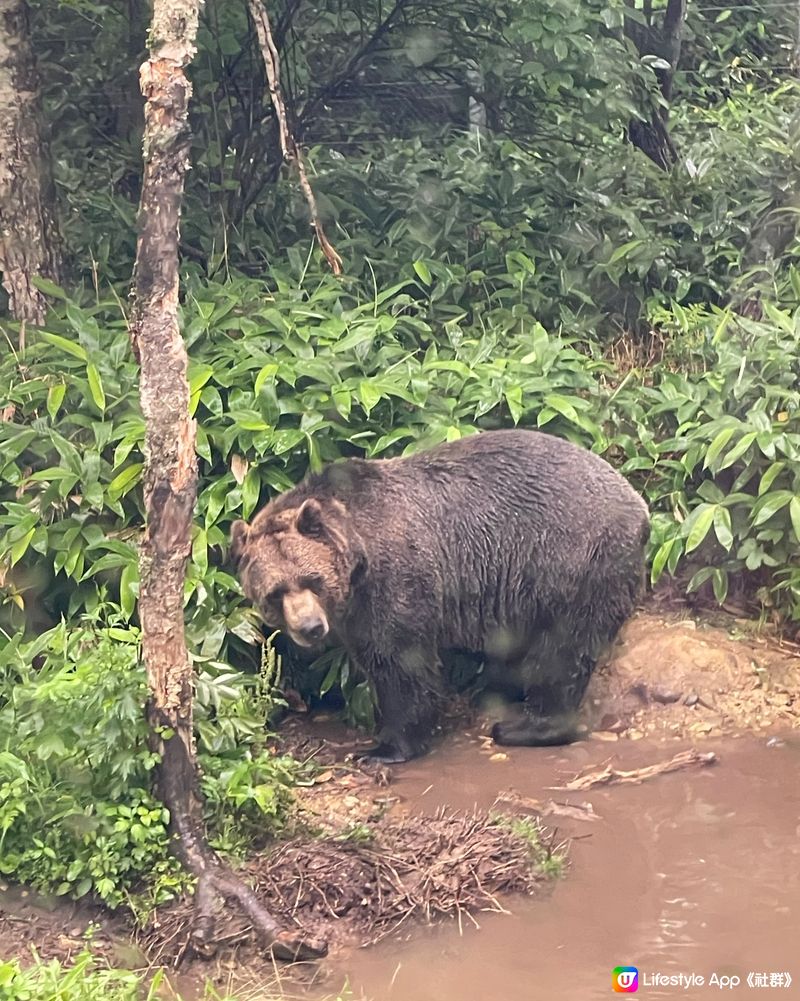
[{"x1": 586, "y1": 611, "x2": 800, "y2": 741}]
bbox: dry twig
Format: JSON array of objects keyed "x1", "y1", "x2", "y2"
[{"x1": 141, "y1": 807, "x2": 551, "y2": 964}]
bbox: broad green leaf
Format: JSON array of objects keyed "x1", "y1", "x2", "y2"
[
  {"x1": 650, "y1": 538, "x2": 677, "y2": 583},
  {"x1": 752, "y1": 490, "x2": 794, "y2": 526},
  {"x1": 46, "y1": 383, "x2": 66, "y2": 420},
  {"x1": 703, "y1": 427, "x2": 735, "y2": 469},
  {"x1": 683, "y1": 503, "x2": 716, "y2": 553},
  {"x1": 718, "y1": 431, "x2": 757, "y2": 470},
  {"x1": 254, "y1": 363, "x2": 279, "y2": 394},
  {"x1": 39, "y1": 332, "x2": 87, "y2": 360},
  {"x1": 188, "y1": 363, "x2": 214, "y2": 394},
  {"x1": 713, "y1": 506, "x2": 733, "y2": 551},
  {"x1": 762, "y1": 301, "x2": 795, "y2": 335},
  {"x1": 229, "y1": 409, "x2": 269, "y2": 432},
  {"x1": 192, "y1": 527, "x2": 208, "y2": 574},
  {"x1": 86, "y1": 364, "x2": 106, "y2": 412},
  {"x1": 711, "y1": 309, "x2": 731, "y2": 344},
  {"x1": 108, "y1": 463, "x2": 143, "y2": 501},
  {"x1": 790, "y1": 496, "x2": 800, "y2": 542},
  {"x1": 120, "y1": 561, "x2": 139, "y2": 619},
  {"x1": 31, "y1": 275, "x2": 67, "y2": 298},
  {"x1": 332, "y1": 385, "x2": 352, "y2": 419},
  {"x1": 607, "y1": 239, "x2": 643, "y2": 264},
  {"x1": 505, "y1": 385, "x2": 523, "y2": 424},
  {"x1": 10, "y1": 528, "x2": 35, "y2": 567},
  {"x1": 359, "y1": 380, "x2": 383, "y2": 416},
  {"x1": 758, "y1": 461, "x2": 785, "y2": 496},
  {"x1": 413, "y1": 260, "x2": 432, "y2": 284},
  {"x1": 242, "y1": 468, "x2": 261, "y2": 519},
  {"x1": 543, "y1": 393, "x2": 579, "y2": 424}
]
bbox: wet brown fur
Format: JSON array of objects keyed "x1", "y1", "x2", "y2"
[{"x1": 230, "y1": 430, "x2": 650, "y2": 762}]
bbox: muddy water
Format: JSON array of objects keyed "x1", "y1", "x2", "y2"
[{"x1": 340, "y1": 735, "x2": 800, "y2": 1000}]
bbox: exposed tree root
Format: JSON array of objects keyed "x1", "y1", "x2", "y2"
[{"x1": 158, "y1": 724, "x2": 328, "y2": 962}]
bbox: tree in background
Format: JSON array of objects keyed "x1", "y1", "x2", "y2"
[
  {"x1": 624, "y1": 0, "x2": 687, "y2": 169},
  {"x1": 130, "y1": 0, "x2": 325, "y2": 961},
  {"x1": 0, "y1": 0, "x2": 60, "y2": 326}
]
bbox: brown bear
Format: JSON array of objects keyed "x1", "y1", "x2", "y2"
[{"x1": 230, "y1": 429, "x2": 650, "y2": 762}]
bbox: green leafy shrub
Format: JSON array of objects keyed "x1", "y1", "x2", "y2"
[
  {"x1": 2, "y1": 270, "x2": 799, "y2": 675},
  {"x1": 614, "y1": 303, "x2": 800, "y2": 621},
  {"x1": 0, "y1": 609, "x2": 302, "y2": 907},
  {"x1": 0, "y1": 950, "x2": 244, "y2": 1001},
  {"x1": 0, "y1": 952, "x2": 152, "y2": 1001}
]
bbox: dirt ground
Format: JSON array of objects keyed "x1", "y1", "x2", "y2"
[
  {"x1": 1, "y1": 607, "x2": 798, "y2": 988},
  {"x1": 588, "y1": 609, "x2": 800, "y2": 741}
]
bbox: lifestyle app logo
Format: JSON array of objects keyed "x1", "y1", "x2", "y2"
[{"x1": 612, "y1": 967, "x2": 639, "y2": 993}]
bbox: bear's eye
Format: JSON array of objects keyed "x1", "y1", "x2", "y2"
[
  {"x1": 300, "y1": 574, "x2": 324, "y2": 594},
  {"x1": 265, "y1": 584, "x2": 287, "y2": 605}
]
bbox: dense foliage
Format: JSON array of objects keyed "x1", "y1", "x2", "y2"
[
  {"x1": 0, "y1": 612, "x2": 306, "y2": 907},
  {"x1": 0, "y1": 0, "x2": 799, "y2": 918}
]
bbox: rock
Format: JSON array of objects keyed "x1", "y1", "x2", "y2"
[
  {"x1": 598, "y1": 713, "x2": 627, "y2": 733},
  {"x1": 489, "y1": 752, "x2": 509, "y2": 762},
  {"x1": 650, "y1": 685, "x2": 682, "y2": 704}
]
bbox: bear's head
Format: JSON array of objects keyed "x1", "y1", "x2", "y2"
[{"x1": 229, "y1": 497, "x2": 365, "y2": 648}]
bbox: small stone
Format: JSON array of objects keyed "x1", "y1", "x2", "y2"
[
  {"x1": 598, "y1": 713, "x2": 627, "y2": 733},
  {"x1": 684, "y1": 693, "x2": 699, "y2": 707},
  {"x1": 627, "y1": 729, "x2": 645, "y2": 741},
  {"x1": 650, "y1": 686, "x2": 682, "y2": 705},
  {"x1": 592, "y1": 731, "x2": 620, "y2": 742},
  {"x1": 489, "y1": 752, "x2": 509, "y2": 762},
  {"x1": 766, "y1": 737, "x2": 785, "y2": 749}
]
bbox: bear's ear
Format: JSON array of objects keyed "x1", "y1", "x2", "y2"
[
  {"x1": 296, "y1": 498, "x2": 325, "y2": 539},
  {"x1": 229, "y1": 520, "x2": 250, "y2": 566}
]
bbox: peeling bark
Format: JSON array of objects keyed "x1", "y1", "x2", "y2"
[
  {"x1": 0, "y1": 0, "x2": 61, "y2": 325},
  {"x1": 130, "y1": 0, "x2": 326, "y2": 962}
]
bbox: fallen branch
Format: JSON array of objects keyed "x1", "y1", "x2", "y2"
[
  {"x1": 247, "y1": 0, "x2": 343, "y2": 275},
  {"x1": 552, "y1": 748, "x2": 718, "y2": 792}
]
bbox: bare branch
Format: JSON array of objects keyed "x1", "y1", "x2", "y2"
[{"x1": 248, "y1": 0, "x2": 343, "y2": 275}]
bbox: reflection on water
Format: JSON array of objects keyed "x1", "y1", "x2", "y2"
[{"x1": 340, "y1": 736, "x2": 800, "y2": 1001}]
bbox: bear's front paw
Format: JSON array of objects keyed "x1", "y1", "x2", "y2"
[
  {"x1": 492, "y1": 715, "x2": 586, "y2": 747},
  {"x1": 357, "y1": 734, "x2": 429, "y2": 764}
]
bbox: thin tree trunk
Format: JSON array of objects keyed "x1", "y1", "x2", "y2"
[
  {"x1": 0, "y1": 0, "x2": 61, "y2": 326},
  {"x1": 129, "y1": 0, "x2": 325, "y2": 962},
  {"x1": 625, "y1": 0, "x2": 686, "y2": 170}
]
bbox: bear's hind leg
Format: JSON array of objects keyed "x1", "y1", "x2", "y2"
[{"x1": 491, "y1": 650, "x2": 594, "y2": 748}]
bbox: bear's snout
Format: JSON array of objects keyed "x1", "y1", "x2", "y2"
[
  {"x1": 282, "y1": 589, "x2": 329, "y2": 647},
  {"x1": 295, "y1": 616, "x2": 328, "y2": 646}
]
